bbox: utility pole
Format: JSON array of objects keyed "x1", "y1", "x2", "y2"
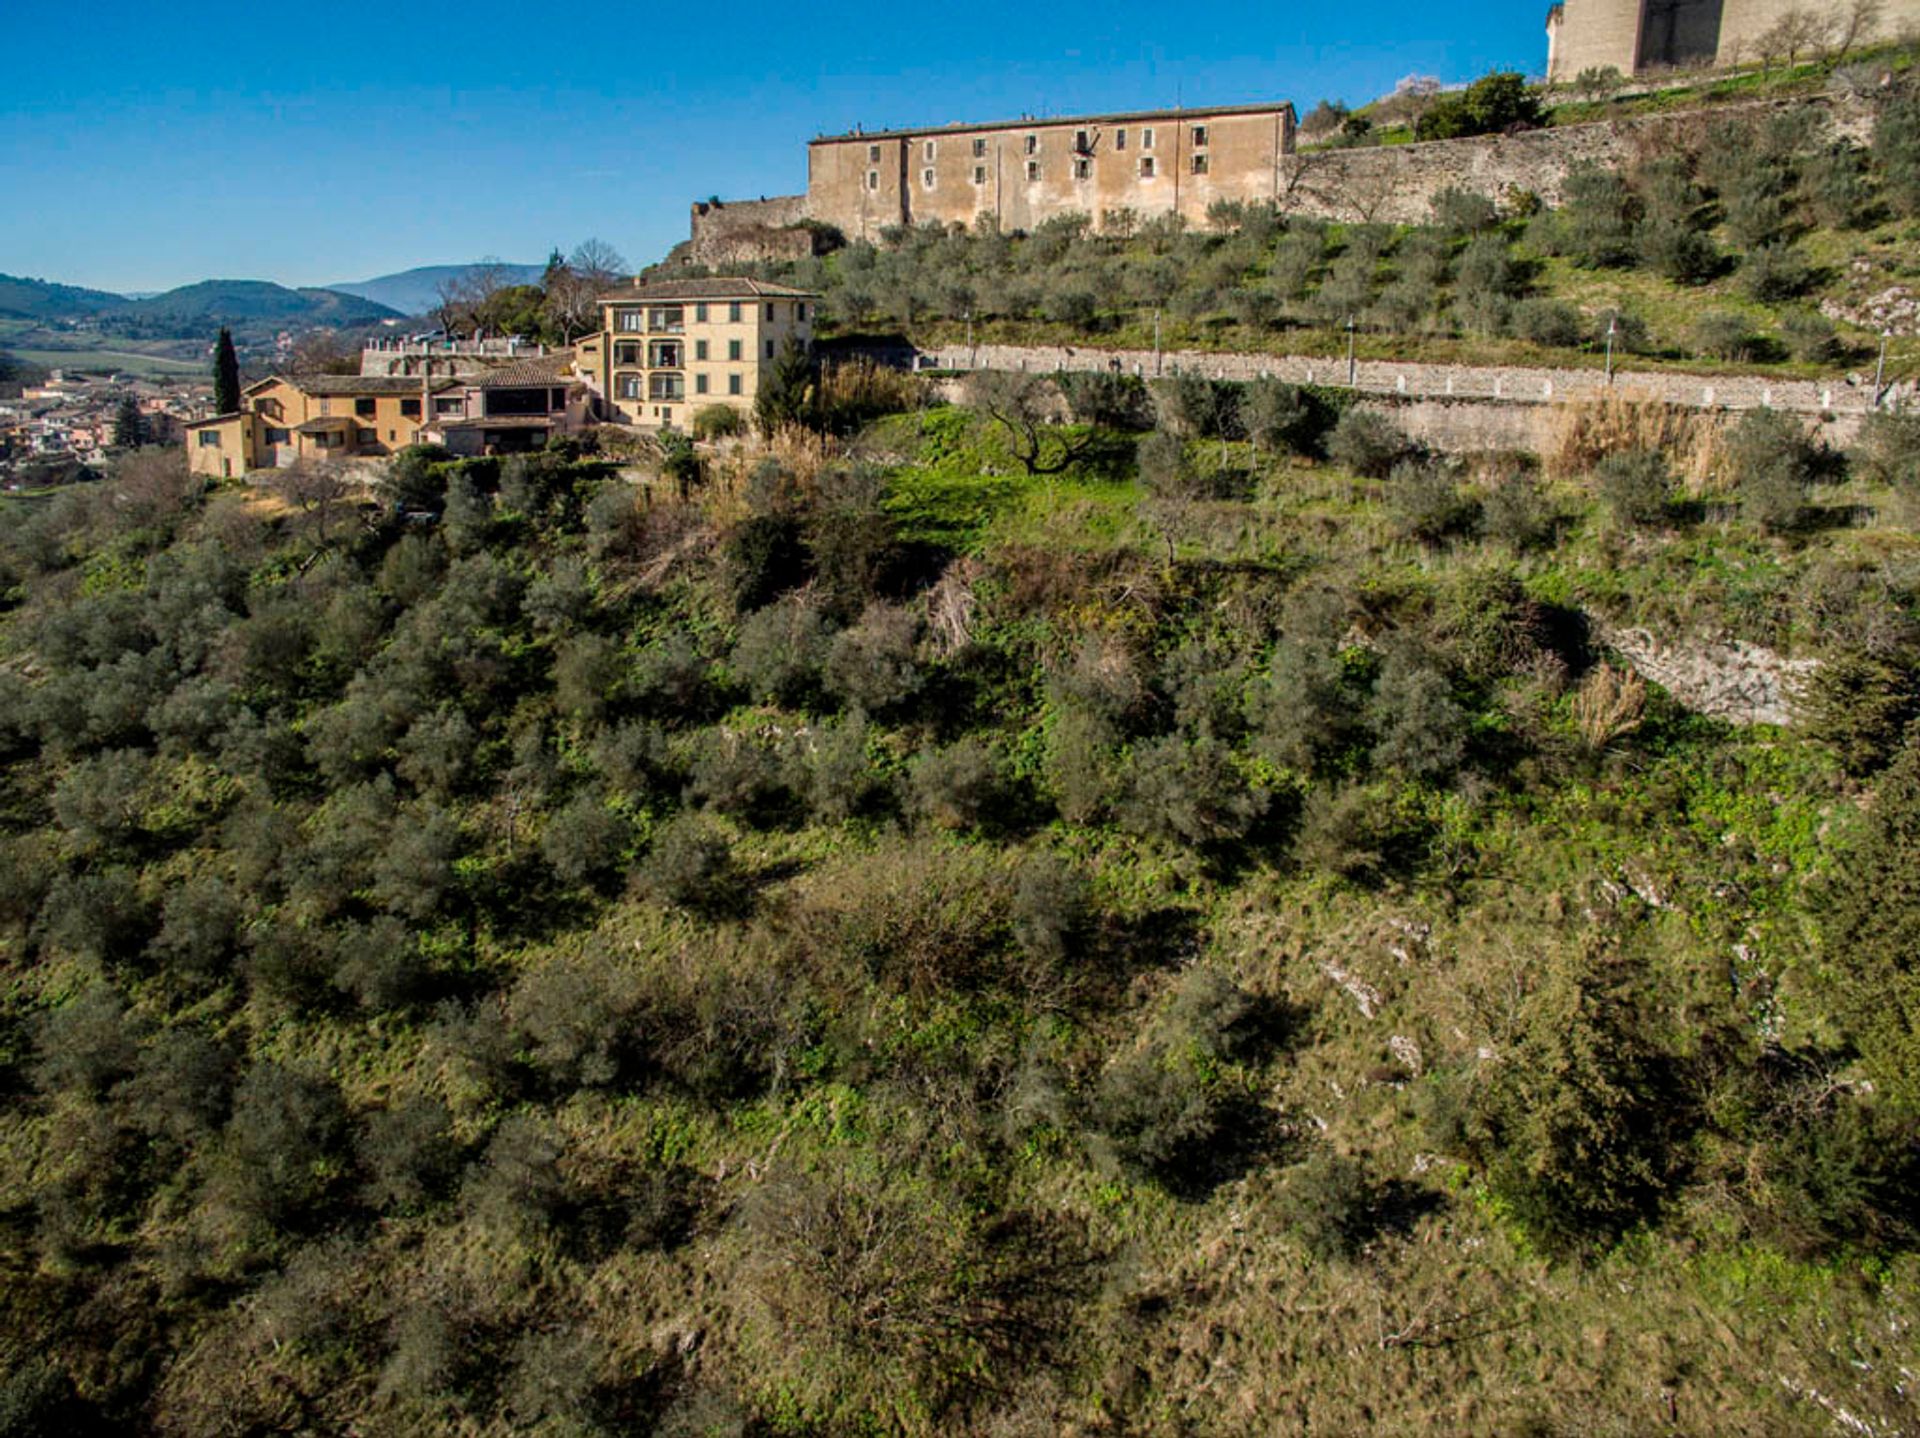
[
  {"x1": 1604, "y1": 316, "x2": 1616, "y2": 384},
  {"x1": 1874, "y1": 328, "x2": 1891, "y2": 409},
  {"x1": 1153, "y1": 308, "x2": 1163, "y2": 377},
  {"x1": 965, "y1": 309, "x2": 975, "y2": 368},
  {"x1": 1346, "y1": 316, "x2": 1357, "y2": 388}
]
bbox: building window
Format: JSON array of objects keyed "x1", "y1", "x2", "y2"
[
  {"x1": 796, "y1": 303, "x2": 807, "y2": 321},
  {"x1": 1140, "y1": 156, "x2": 1156, "y2": 178},
  {"x1": 765, "y1": 302, "x2": 775, "y2": 321},
  {"x1": 387, "y1": 429, "x2": 396, "y2": 442},
  {"x1": 1191, "y1": 153, "x2": 1209, "y2": 175},
  {"x1": 1073, "y1": 158, "x2": 1091, "y2": 180},
  {"x1": 400, "y1": 398, "x2": 421, "y2": 418},
  {"x1": 266, "y1": 427, "x2": 290, "y2": 444},
  {"x1": 867, "y1": 143, "x2": 880, "y2": 162},
  {"x1": 765, "y1": 339, "x2": 775, "y2": 359},
  {"x1": 649, "y1": 306, "x2": 684, "y2": 332},
  {"x1": 1141, "y1": 127, "x2": 1155, "y2": 149},
  {"x1": 617, "y1": 375, "x2": 642, "y2": 400},
  {"x1": 695, "y1": 302, "x2": 708, "y2": 322},
  {"x1": 973, "y1": 165, "x2": 987, "y2": 185},
  {"x1": 1024, "y1": 133, "x2": 1037, "y2": 155},
  {"x1": 923, "y1": 139, "x2": 935, "y2": 160},
  {"x1": 728, "y1": 339, "x2": 742, "y2": 361},
  {"x1": 695, "y1": 338, "x2": 709, "y2": 360},
  {"x1": 1115, "y1": 127, "x2": 1127, "y2": 150},
  {"x1": 728, "y1": 374, "x2": 742, "y2": 395},
  {"x1": 866, "y1": 170, "x2": 879, "y2": 190},
  {"x1": 922, "y1": 167, "x2": 936, "y2": 189},
  {"x1": 354, "y1": 398, "x2": 376, "y2": 418},
  {"x1": 616, "y1": 309, "x2": 643, "y2": 332},
  {"x1": 1026, "y1": 160, "x2": 1040, "y2": 182},
  {"x1": 1192, "y1": 124, "x2": 1209, "y2": 147},
  {"x1": 197, "y1": 430, "x2": 221, "y2": 447},
  {"x1": 695, "y1": 373, "x2": 709, "y2": 394},
  {"x1": 649, "y1": 339, "x2": 683, "y2": 368},
  {"x1": 1074, "y1": 128, "x2": 1090, "y2": 152},
  {"x1": 614, "y1": 341, "x2": 640, "y2": 365},
  {"x1": 972, "y1": 137, "x2": 987, "y2": 158},
  {"x1": 551, "y1": 388, "x2": 566, "y2": 411},
  {"x1": 728, "y1": 301, "x2": 742, "y2": 322},
  {"x1": 435, "y1": 397, "x2": 465, "y2": 415},
  {"x1": 649, "y1": 373, "x2": 684, "y2": 400}
]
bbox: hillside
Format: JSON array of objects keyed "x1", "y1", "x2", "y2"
[
  {"x1": 0, "y1": 274, "x2": 127, "y2": 323},
  {"x1": 0, "y1": 365, "x2": 1916, "y2": 1432},
  {"x1": 93, "y1": 280, "x2": 402, "y2": 338},
  {"x1": 327, "y1": 262, "x2": 547, "y2": 317}
]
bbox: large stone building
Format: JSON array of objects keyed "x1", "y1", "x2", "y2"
[
  {"x1": 687, "y1": 101, "x2": 1296, "y2": 256},
  {"x1": 1546, "y1": 0, "x2": 1920, "y2": 80}
]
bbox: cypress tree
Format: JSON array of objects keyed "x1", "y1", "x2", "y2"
[
  {"x1": 213, "y1": 326, "x2": 240, "y2": 415},
  {"x1": 111, "y1": 395, "x2": 145, "y2": 449}
]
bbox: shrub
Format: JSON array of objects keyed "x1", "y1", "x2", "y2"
[
  {"x1": 640, "y1": 812, "x2": 746, "y2": 917},
  {"x1": 1596, "y1": 449, "x2": 1672, "y2": 527},
  {"x1": 692, "y1": 403, "x2": 746, "y2": 440},
  {"x1": 539, "y1": 791, "x2": 629, "y2": 886},
  {"x1": 463, "y1": 1112, "x2": 570, "y2": 1233},
  {"x1": 684, "y1": 728, "x2": 793, "y2": 825},
  {"x1": 222, "y1": 1061, "x2": 350, "y2": 1224},
  {"x1": 1277, "y1": 1152, "x2": 1378, "y2": 1260},
  {"x1": 1415, "y1": 71, "x2": 1542, "y2": 140},
  {"x1": 1850, "y1": 411, "x2": 1920, "y2": 495},
  {"x1": 1692, "y1": 310, "x2": 1755, "y2": 362},
  {"x1": 1119, "y1": 734, "x2": 1267, "y2": 848},
  {"x1": 1510, "y1": 298, "x2": 1585, "y2": 348},
  {"x1": 1640, "y1": 217, "x2": 1720, "y2": 284},
  {"x1": 1136, "y1": 430, "x2": 1202, "y2": 498},
  {"x1": 1057, "y1": 369, "x2": 1148, "y2": 428},
  {"x1": 1325, "y1": 407, "x2": 1407, "y2": 479},
  {"x1": 1559, "y1": 164, "x2": 1637, "y2": 268},
  {"x1": 358, "y1": 1095, "x2": 460, "y2": 1211},
  {"x1": 1726, "y1": 407, "x2": 1821, "y2": 532},
  {"x1": 1780, "y1": 307, "x2": 1841, "y2": 362},
  {"x1": 1742, "y1": 241, "x2": 1813, "y2": 301},
  {"x1": 804, "y1": 712, "x2": 890, "y2": 822},
  {"x1": 1481, "y1": 467, "x2": 1558, "y2": 550},
  {"x1": 1010, "y1": 851, "x2": 1091, "y2": 969},
  {"x1": 822, "y1": 603, "x2": 922, "y2": 714},
  {"x1": 1369, "y1": 653, "x2": 1466, "y2": 782},
  {"x1": 1799, "y1": 651, "x2": 1920, "y2": 776},
  {"x1": 730, "y1": 597, "x2": 833, "y2": 707},
  {"x1": 1430, "y1": 186, "x2": 1499, "y2": 234},
  {"x1": 1387, "y1": 460, "x2": 1481, "y2": 545},
  {"x1": 910, "y1": 736, "x2": 1008, "y2": 831}
]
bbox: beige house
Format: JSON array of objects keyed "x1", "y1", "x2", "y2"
[
  {"x1": 578, "y1": 277, "x2": 818, "y2": 430},
  {"x1": 419, "y1": 354, "x2": 594, "y2": 456}
]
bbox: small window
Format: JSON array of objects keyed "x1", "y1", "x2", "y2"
[
  {"x1": 922, "y1": 167, "x2": 936, "y2": 189},
  {"x1": 266, "y1": 427, "x2": 290, "y2": 444},
  {"x1": 728, "y1": 374, "x2": 742, "y2": 395},
  {"x1": 1024, "y1": 133, "x2": 1037, "y2": 155},
  {"x1": 765, "y1": 302, "x2": 775, "y2": 321},
  {"x1": 197, "y1": 429, "x2": 221, "y2": 447},
  {"x1": 867, "y1": 143, "x2": 880, "y2": 162},
  {"x1": 1026, "y1": 160, "x2": 1040, "y2": 182},
  {"x1": 354, "y1": 397, "x2": 376, "y2": 417},
  {"x1": 973, "y1": 165, "x2": 987, "y2": 185},
  {"x1": 765, "y1": 339, "x2": 775, "y2": 359},
  {"x1": 695, "y1": 339, "x2": 709, "y2": 360},
  {"x1": 1073, "y1": 157, "x2": 1091, "y2": 180},
  {"x1": 923, "y1": 139, "x2": 935, "y2": 160},
  {"x1": 797, "y1": 303, "x2": 807, "y2": 321},
  {"x1": 400, "y1": 398, "x2": 421, "y2": 418},
  {"x1": 866, "y1": 170, "x2": 879, "y2": 190},
  {"x1": 1192, "y1": 124, "x2": 1209, "y2": 147},
  {"x1": 551, "y1": 388, "x2": 566, "y2": 410},
  {"x1": 614, "y1": 341, "x2": 640, "y2": 365},
  {"x1": 1075, "y1": 128, "x2": 1089, "y2": 152},
  {"x1": 1191, "y1": 153, "x2": 1209, "y2": 175},
  {"x1": 435, "y1": 397, "x2": 465, "y2": 415},
  {"x1": 971, "y1": 137, "x2": 987, "y2": 158},
  {"x1": 387, "y1": 429, "x2": 396, "y2": 442},
  {"x1": 616, "y1": 309, "x2": 644, "y2": 332},
  {"x1": 728, "y1": 301, "x2": 742, "y2": 322},
  {"x1": 617, "y1": 375, "x2": 642, "y2": 399},
  {"x1": 695, "y1": 302, "x2": 709, "y2": 322},
  {"x1": 695, "y1": 373, "x2": 709, "y2": 394},
  {"x1": 1140, "y1": 156, "x2": 1156, "y2": 178},
  {"x1": 1142, "y1": 127, "x2": 1155, "y2": 149},
  {"x1": 728, "y1": 338, "x2": 742, "y2": 361},
  {"x1": 1115, "y1": 127, "x2": 1128, "y2": 150}
]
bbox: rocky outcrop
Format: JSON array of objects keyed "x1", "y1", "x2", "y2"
[{"x1": 1600, "y1": 625, "x2": 1818, "y2": 726}]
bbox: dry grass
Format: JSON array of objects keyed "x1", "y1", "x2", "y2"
[
  {"x1": 1573, "y1": 662, "x2": 1648, "y2": 754},
  {"x1": 1541, "y1": 391, "x2": 1726, "y2": 492}
]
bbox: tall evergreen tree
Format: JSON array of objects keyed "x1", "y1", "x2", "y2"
[
  {"x1": 754, "y1": 336, "x2": 816, "y2": 437},
  {"x1": 111, "y1": 395, "x2": 144, "y2": 450},
  {"x1": 213, "y1": 326, "x2": 240, "y2": 415}
]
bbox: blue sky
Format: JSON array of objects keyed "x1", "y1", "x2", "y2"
[{"x1": 0, "y1": 0, "x2": 1546, "y2": 293}]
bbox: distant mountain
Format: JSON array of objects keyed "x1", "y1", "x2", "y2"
[
  {"x1": 94, "y1": 281, "x2": 403, "y2": 339},
  {"x1": 0, "y1": 273, "x2": 128, "y2": 322},
  {"x1": 327, "y1": 262, "x2": 548, "y2": 318}
]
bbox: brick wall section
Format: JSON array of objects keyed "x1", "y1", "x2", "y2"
[
  {"x1": 913, "y1": 340, "x2": 1905, "y2": 415},
  {"x1": 1278, "y1": 93, "x2": 1874, "y2": 223}
]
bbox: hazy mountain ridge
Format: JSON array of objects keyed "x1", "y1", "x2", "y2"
[{"x1": 326, "y1": 262, "x2": 547, "y2": 317}]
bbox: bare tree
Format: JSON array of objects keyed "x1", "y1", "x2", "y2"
[
  {"x1": 965, "y1": 370, "x2": 1101, "y2": 476},
  {"x1": 567, "y1": 238, "x2": 628, "y2": 289},
  {"x1": 1835, "y1": 0, "x2": 1884, "y2": 55},
  {"x1": 434, "y1": 259, "x2": 511, "y2": 338},
  {"x1": 287, "y1": 330, "x2": 356, "y2": 376},
  {"x1": 269, "y1": 461, "x2": 357, "y2": 545}
]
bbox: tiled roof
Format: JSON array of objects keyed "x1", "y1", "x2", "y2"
[
  {"x1": 470, "y1": 355, "x2": 580, "y2": 388},
  {"x1": 598, "y1": 277, "x2": 819, "y2": 303}
]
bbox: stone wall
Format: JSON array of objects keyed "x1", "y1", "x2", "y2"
[
  {"x1": 1278, "y1": 93, "x2": 1874, "y2": 224},
  {"x1": 684, "y1": 195, "x2": 822, "y2": 268}
]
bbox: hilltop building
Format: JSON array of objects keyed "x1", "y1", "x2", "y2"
[
  {"x1": 1545, "y1": 0, "x2": 1920, "y2": 80},
  {"x1": 577, "y1": 277, "x2": 817, "y2": 430},
  {"x1": 686, "y1": 100, "x2": 1297, "y2": 257}
]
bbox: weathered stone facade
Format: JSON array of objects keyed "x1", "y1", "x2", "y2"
[
  {"x1": 1546, "y1": 0, "x2": 1920, "y2": 80},
  {"x1": 685, "y1": 196, "x2": 824, "y2": 268}
]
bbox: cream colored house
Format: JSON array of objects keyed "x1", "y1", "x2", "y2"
[
  {"x1": 183, "y1": 374, "x2": 457, "y2": 478},
  {"x1": 578, "y1": 277, "x2": 819, "y2": 430}
]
